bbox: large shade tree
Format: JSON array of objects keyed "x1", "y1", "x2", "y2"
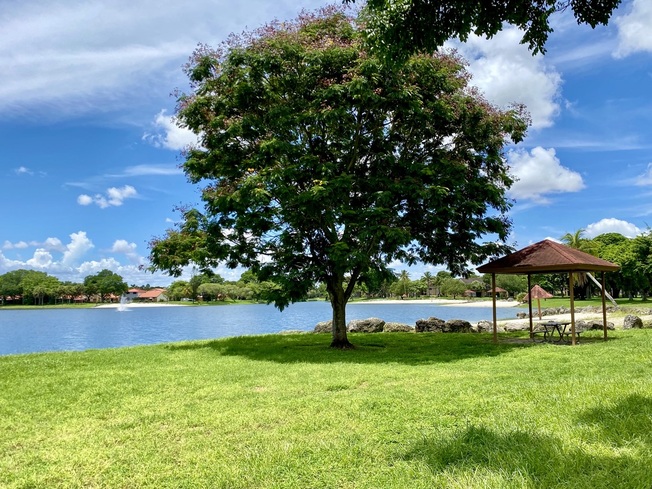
[
  {"x1": 148, "y1": 8, "x2": 527, "y2": 348},
  {"x1": 83, "y1": 269, "x2": 128, "y2": 303},
  {"x1": 350, "y1": 0, "x2": 622, "y2": 59},
  {"x1": 0, "y1": 269, "x2": 30, "y2": 304}
]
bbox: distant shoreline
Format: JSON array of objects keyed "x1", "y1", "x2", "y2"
[
  {"x1": 355, "y1": 298, "x2": 520, "y2": 308},
  {"x1": 93, "y1": 299, "x2": 520, "y2": 309},
  {"x1": 94, "y1": 302, "x2": 188, "y2": 309}
]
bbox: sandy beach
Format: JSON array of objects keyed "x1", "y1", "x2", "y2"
[
  {"x1": 357, "y1": 298, "x2": 520, "y2": 308},
  {"x1": 94, "y1": 302, "x2": 188, "y2": 309},
  {"x1": 93, "y1": 299, "x2": 651, "y2": 329},
  {"x1": 96, "y1": 298, "x2": 517, "y2": 309},
  {"x1": 357, "y1": 298, "x2": 652, "y2": 329}
]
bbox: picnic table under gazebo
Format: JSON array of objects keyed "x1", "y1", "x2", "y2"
[{"x1": 477, "y1": 239, "x2": 619, "y2": 345}]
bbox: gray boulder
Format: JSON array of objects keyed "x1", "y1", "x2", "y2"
[
  {"x1": 278, "y1": 329, "x2": 307, "y2": 335},
  {"x1": 383, "y1": 322, "x2": 414, "y2": 333},
  {"x1": 623, "y1": 315, "x2": 643, "y2": 329},
  {"x1": 473, "y1": 320, "x2": 505, "y2": 333},
  {"x1": 516, "y1": 312, "x2": 528, "y2": 319},
  {"x1": 443, "y1": 319, "x2": 473, "y2": 333},
  {"x1": 313, "y1": 320, "x2": 332, "y2": 333},
  {"x1": 415, "y1": 317, "x2": 445, "y2": 333},
  {"x1": 348, "y1": 317, "x2": 385, "y2": 333},
  {"x1": 474, "y1": 320, "x2": 491, "y2": 333},
  {"x1": 503, "y1": 321, "x2": 529, "y2": 332},
  {"x1": 576, "y1": 319, "x2": 615, "y2": 331}
]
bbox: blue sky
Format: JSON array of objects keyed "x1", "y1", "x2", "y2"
[{"x1": 1, "y1": 0, "x2": 651, "y2": 286}]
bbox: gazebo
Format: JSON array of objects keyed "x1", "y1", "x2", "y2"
[
  {"x1": 477, "y1": 239, "x2": 620, "y2": 345},
  {"x1": 525, "y1": 284, "x2": 553, "y2": 320}
]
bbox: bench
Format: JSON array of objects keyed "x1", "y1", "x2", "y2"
[{"x1": 561, "y1": 327, "x2": 585, "y2": 343}]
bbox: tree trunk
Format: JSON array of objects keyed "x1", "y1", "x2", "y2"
[{"x1": 328, "y1": 280, "x2": 354, "y2": 349}]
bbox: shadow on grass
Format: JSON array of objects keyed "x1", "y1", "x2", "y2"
[
  {"x1": 166, "y1": 332, "x2": 530, "y2": 365},
  {"x1": 579, "y1": 393, "x2": 652, "y2": 449},
  {"x1": 400, "y1": 394, "x2": 652, "y2": 487},
  {"x1": 402, "y1": 422, "x2": 651, "y2": 487}
]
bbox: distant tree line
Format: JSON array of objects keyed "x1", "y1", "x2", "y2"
[
  {"x1": 552, "y1": 229, "x2": 652, "y2": 301},
  {"x1": 0, "y1": 269, "x2": 129, "y2": 306},
  {"x1": 166, "y1": 270, "x2": 307, "y2": 303},
  {"x1": 170, "y1": 231, "x2": 651, "y2": 304},
  {"x1": 3, "y1": 231, "x2": 647, "y2": 306}
]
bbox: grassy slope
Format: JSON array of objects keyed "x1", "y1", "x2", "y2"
[{"x1": 1, "y1": 331, "x2": 651, "y2": 488}]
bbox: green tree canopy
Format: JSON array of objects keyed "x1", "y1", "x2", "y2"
[
  {"x1": 18, "y1": 271, "x2": 61, "y2": 305},
  {"x1": 148, "y1": 8, "x2": 527, "y2": 348},
  {"x1": 84, "y1": 269, "x2": 128, "y2": 302},
  {"x1": 495, "y1": 274, "x2": 527, "y2": 296},
  {"x1": 167, "y1": 280, "x2": 192, "y2": 301},
  {"x1": 0, "y1": 269, "x2": 30, "y2": 303},
  {"x1": 439, "y1": 277, "x2": 467, "y2": 298},
  {"x1": 351, "y1": 0, "x2": 622, "y2": 59}
]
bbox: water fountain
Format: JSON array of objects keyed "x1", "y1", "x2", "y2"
[{"x1": 117, "y1": 294, "x2": 130, "y2": 312}]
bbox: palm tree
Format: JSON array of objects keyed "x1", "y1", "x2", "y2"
[
  {"x1": 561, "y1": 228, "x2": 585, "y2": 250},
  {"x1": 398, "y1": 270, "x2": 410, "y2": 297},
  {"x1": 561, "y1": 228, "x2": 589, "y2": 295},
  {"x1": 422, "y1": 272, "x2": 434, "y2": 296}
]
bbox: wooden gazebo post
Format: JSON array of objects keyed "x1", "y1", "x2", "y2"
[
  {"x1": 491, "y1": 273, "x2": 497, "y2": 344},
  {"x1": 527, "y1": 274, "x2": 533, "y2": 339},
  {"x1": 601, "y1": 271, "x2": 608, "y2": 341},
  {"x1": 569, "y1": 272, "x2": 576, "y2": 346}
]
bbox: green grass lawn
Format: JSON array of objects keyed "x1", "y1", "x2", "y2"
[{"x1": 1, "y1": 330, "x2": 651, "y2": 488}]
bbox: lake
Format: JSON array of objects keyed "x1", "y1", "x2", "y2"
[{"x1": 0, "y1": 301, "x2": 518, "y2": 356}]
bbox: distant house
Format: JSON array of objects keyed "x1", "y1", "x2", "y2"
[
  {"x1": 491, "y1": 286, "x2": 508, "y2": 298},
  {"x1": 459, "y1": 278, "x2": 508, "y2": 298},
  {"x1": 124, "y1": 289, "x2": 141, "y2": 301},
  {"x1": 135, "y1": 288, "x2": 168, "y2": 302},
  {"x1": 459, "y1": 278, "x2": 488, "y2": 298},
  {"x1": 124, "y1": 287, "x2": 169, "y2": 302}
]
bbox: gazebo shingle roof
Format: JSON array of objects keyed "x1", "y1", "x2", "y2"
[
  {"x1": 524, "y1": 284, "x2": 553, "y2": 301},
  {"x1": 477, "y1": 239, "x2": 619, "y2": 275}
]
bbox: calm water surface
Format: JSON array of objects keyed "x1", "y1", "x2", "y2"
[{"x1": 0, "y1": 302, "x2": 517, "y2": 356}]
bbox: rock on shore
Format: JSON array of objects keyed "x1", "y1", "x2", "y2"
[{"x1": 311, "y1": 306, "x2": 652, "y2": 334}]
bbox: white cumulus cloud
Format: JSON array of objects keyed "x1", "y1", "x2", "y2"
[
  {"x1": 15, "y1": 166, "x2": 33, "y2": 175},
  {"x1": 43, "y1": 237, "x2": 65, "y2": 251},
  {"x1": 451, "y1": 27, "x2": 562, "y2": 130},
  {"x1": 584, "y1": 218, "x2": 642, "y2": 238},
  {"x1": 106, "y1": 185, "x2": 137, "y2": 206},
  {"x1": 26, "y1": 249, "x2": 54, "y2": 269},
  {"x1": 0, "y1": 250, "x2": 23, "y2": 269},
  {"x1": 111, "y1": 239, "x2": 137, "y2": 254},
  {"x1": 77, "y1": 185, "x2": 138, "y2": 208},
  {"x1": 0, "y1": 231, "x2": 173, "y2": 285},
  {"x1": 61, "y1": 231, "x2": 95, "y2": 267},
  {"x1": 507, "y1": 146, "x2": 585, "y2": 203},
  {"x1": 614, "y1": 0, "x2": 652, "y2": 58},
  {"x1": 77, "y1": 194, "x2": 94, "y2": 206},
  {"x1": 143, "y1": 110, "x2": 199, "y2": 151},
  {"x1": 3, "y1": 240, "x2": 29, "y2": 250},
  {"x1": 77, "y1": 257, "x2": 124, "y2": 276},
  {"x1": 110, "y1": 239, "x2": 141, "y2": 264}
]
